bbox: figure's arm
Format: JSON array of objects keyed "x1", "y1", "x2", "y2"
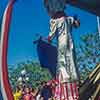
[{"x1": 48, "y1": 19, "x2": 57, "y2": 43}]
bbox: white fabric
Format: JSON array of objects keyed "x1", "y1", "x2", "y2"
[{"x1": 58, "y1": 67, "x2": 70, "y2": 83}]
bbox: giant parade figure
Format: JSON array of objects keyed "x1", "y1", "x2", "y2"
[{"x1": 43, "y1": 0, "x2": 80, "y2": 99}]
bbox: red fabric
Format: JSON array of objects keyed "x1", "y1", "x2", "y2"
[
  {"x1": 70, "y1": 83, "x2": 74, "y2": 99},
  {"x1": 60, "y1": 84, "x2": 63, "y2": 100},
  {"x1": 65, "y1": 84, "x2": 69, "y2": 100}
]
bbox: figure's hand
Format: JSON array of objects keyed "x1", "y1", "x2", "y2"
[
  {"x1": 73, "y1": 19, "x2": 80, "y2": 28},
  {"x1": 73, "y1": 15, "x2": 80, "y2": 28},
  {"x1": 48, "y1": 36, "x2": 51, "y2": 43}
]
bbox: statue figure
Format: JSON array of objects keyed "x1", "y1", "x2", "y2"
[{"x1": 43, "y1": 0, "x2": 80, "y2": 99}]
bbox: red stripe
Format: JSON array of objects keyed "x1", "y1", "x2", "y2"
[
  {"x1": 54, "y1": 84, "x2": 60, "y2": 99},
  {"x1": 70, "y1": 83, "x2": 74, "y2": 99},
  {"x1": 2, "y1": 0, "x2": 15, "y2": 100},
  {"x1": 60, "y1": 84, "x2": 63, "y2": 100},
  {"x1": 74, "y1": 82, "x2": 79, "y2": 99},
  {"x1": 65, "y1": 83, "x2": 69, "y2": 100}
]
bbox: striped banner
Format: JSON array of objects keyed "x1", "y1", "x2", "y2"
[
  {"x1": 54, "y1": 71, "x2": 79, "y2": 100},
  {"x1": 54, "y1": 82, "x2": 79, "y2": 100},
  {"x1": 0, "y1": 0, "x2": 15, "y2": 100}
]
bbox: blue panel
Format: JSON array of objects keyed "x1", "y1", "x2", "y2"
[{"x1": 37, "y1": 39, "x2": 57, "y2": 77}]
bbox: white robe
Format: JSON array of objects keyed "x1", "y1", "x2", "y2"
[{"x1": 49, "y1": 16, "x2": 79, "y2": 82}]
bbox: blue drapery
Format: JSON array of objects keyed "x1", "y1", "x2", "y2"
[{"x1": 36, "y1": 39, "x2": 57, "y2": 77}]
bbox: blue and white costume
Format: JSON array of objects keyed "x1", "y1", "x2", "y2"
[
  {"x1": 44, "y1": 0, "x2": 80, "y2": 99},
  {"x1": 49, "y1": 16, "x2": 79, "y2": 83},
  {"x1": 45, "y1": 0, "x2": 79, "y2": 83}
]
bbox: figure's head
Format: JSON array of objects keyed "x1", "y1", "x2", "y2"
[
  {"x1": 25, "y1": 86, "x2": 30, "y2": 93},
  {"x1": 41, "y1": 81, "x2": 46, "y2": 87},
  {"x1": 31, "y1": 88, "x2": 35, "y2": 93},
  {"x1": 16, "y1": 86, "x2": 20, "y2": 92},
  {"x1": 43, "y1": 0, "x2": 55, "y2": 17}
]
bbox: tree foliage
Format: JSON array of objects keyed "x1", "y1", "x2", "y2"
[
  {"x1": 8, "y1": 61, "x2": 52, "y2": 91},
  {"x1": 76, "y1": 32, "x2": 100, "y2": 81}
]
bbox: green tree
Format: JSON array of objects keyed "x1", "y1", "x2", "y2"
[
  {"x1": 76, "y1": 32, "x2": 100, "y2": 81},
  {"x1": 8, "y1": 61, "x2": 52, "y2": 91}
]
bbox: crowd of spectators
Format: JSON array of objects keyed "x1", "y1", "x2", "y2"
[{"x1": 14, "y1": 80, "x2": 58, "y2": 100}]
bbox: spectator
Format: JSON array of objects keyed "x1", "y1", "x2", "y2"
[
  {"x1": 14, "y1": 86, "x2": 22, "y2": 100},
  {"x1": 36, "y1": 90, "x2": 42, "y2": 100},
  {"x1": 23, "y1": 86, "x2": 32, "y2": 100},
  {"x1": 30, "y1": 87, "x2": 38, "y2": 100},
  {"x1": 41, "y1": 82, "x2": 53, "y2": 100}
]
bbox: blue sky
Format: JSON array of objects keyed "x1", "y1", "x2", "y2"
[{"x1": 0, "y1": 0, "x2": 97, "y2": 65}]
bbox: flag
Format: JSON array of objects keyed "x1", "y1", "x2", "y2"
[
  {"x1": 54, "y1": 73, "x2": 79, "y2": 100},
  {"x1": 37, "y1": 39, "x2": 57, "y2": 77},
  {"x1": 0, "y1": 0, "x2": 15, "y2": 100}
]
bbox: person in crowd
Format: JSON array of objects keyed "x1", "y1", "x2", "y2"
[
  {"x1": 23, "y1": 86, "x2": 32, "y2": 100},
  {"x1": 36, "y1": 89, "x2": 43, "y2": 100},
  {"x1": 40, "y1": 81, "x2": 53, "y2": 100},
  {"x1": 30, "y1": 87, "x2": 38, "y2": 100},
  {"x1": 14, "y1": 86, "x2": 22, "y2": 100}
]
